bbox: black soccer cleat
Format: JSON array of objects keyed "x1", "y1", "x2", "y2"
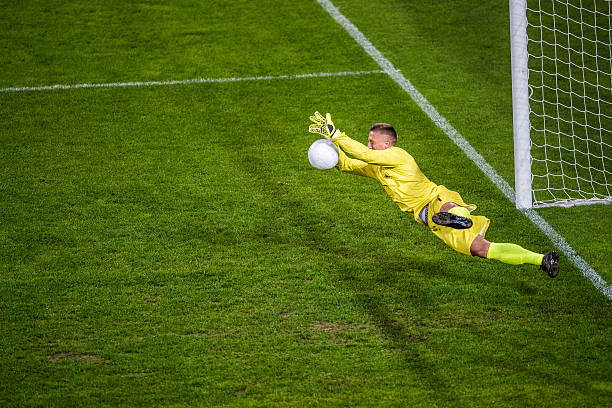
[
  {"x1": 431, "y1": 212, "x2": 473, "y2": 229},
  {"x1": 540, "y1": 250, "x2": 559, "y2": 278}
]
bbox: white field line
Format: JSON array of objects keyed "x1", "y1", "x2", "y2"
[
  {"x1": 317, "y1": 0, "x2": 611, "y2": 299},
  {"x1": 0, "y1": 70, "x2": 384, "y2": 93}
]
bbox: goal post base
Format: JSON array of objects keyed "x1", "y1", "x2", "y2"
[{"x1": 533, "y1": 198, "x2": 612, "y2": 209}]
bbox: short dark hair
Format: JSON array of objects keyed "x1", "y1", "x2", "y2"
[{"x1": 369, "y1": 123, "x2": 397, "y2": 146}]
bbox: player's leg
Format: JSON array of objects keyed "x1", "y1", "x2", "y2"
[{"x1": 470, "y1": 235, "x2": 559, "y2": 278}]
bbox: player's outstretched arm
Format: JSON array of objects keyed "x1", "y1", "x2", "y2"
[
  {"x1": 308, "y1": 112, "x2": 409, "y2": 166},
  {"x1": 336, "y1": 148, "x2": 377, "y2": 178},
  {"x1": 333, "y1": 133, "x2": 409, "y2": 167},
  {"x1": 307, "y1": 111, "x2": 376, "y2": 178}
]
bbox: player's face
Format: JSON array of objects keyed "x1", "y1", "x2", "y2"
[{"x1": 368, "y1": 131, "x2": 390, "y2": 150}]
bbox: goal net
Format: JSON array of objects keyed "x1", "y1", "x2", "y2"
[{"x1": 510, "y1": 0, "x2": 612, "y2": 208}]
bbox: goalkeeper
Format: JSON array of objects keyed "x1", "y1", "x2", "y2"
[{"x1": 309, "y1": 112, "x2": 559, "y2": 278}]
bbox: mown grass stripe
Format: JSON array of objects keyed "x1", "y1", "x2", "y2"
[
  {"x1": 0, "y1": 70, "x2": 384, "y2": 93},
  {"x1": 317, "y1": 0, "x2": 611, "y2": 300}
]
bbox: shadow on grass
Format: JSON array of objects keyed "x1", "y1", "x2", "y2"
[{"x1": 231, "y1": 148, "x2": 460, "y2": 400}]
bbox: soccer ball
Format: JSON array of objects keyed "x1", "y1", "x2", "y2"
[{"x1": 308, "y1": 138, "x2": 339, "y2": 170}]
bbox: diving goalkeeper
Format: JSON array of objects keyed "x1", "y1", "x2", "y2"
[{"x1": 308, "y1": 112, "x2": 559, "y2": 278}]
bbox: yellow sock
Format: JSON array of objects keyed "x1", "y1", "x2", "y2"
[{"x1": 487, "y1": 242, "x2": 544, "y2": 266}]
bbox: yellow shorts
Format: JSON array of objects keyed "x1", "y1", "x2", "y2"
[{"x1": 426, "y1": 186, "x2": 490, "y2": 256}]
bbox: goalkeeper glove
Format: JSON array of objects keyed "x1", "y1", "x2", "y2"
[{"x1": 309, "y1": 112, "x2": 342, "y2": 139}]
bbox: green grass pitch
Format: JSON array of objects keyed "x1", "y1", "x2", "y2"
[{"x1": 1, "y1": 0, "x2": 611, "y2": 406}]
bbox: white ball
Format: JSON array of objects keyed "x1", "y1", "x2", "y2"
[{"x1": 308, "y1": 139, "x2": 339, "y2": 170}]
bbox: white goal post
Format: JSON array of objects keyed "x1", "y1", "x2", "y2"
[{"x1": 510, "y1": 0, "x2": 612, "y2": 208}]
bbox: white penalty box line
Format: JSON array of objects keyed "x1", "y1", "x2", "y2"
[
  {"x1": 0, "y1": 70, "x2": 384, "y2": 93},
  {"x1": 316, "y1": 0, "x2": 610, "y2": 299}
]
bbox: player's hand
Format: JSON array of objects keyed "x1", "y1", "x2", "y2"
[{"x1": 309, "y1": 112, "x2": 341, "y2": 138}]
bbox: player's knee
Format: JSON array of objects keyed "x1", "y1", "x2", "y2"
[
  {"x1": 470, "y1": 235, "x2": 490, "y2": 258},
  {"x1": 440, "y1": 202, "x2": 459, "y2": 212}
]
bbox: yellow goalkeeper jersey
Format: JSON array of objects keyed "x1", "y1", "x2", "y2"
[{"x1": 332, "y1": 132, "x2": 448, "y2": 222}]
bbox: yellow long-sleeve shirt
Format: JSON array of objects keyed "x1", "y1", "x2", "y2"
[
  {"x1": 332, "y1": 132, "x2": 486, "y2": 255},
  {"x1": 332, "y1": 132, "x2": 443, "y2": 222}
]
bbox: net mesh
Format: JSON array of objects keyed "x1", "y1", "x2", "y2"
[{"x1": 525, "y1": 0, "x2": 611, "y2": 207}]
